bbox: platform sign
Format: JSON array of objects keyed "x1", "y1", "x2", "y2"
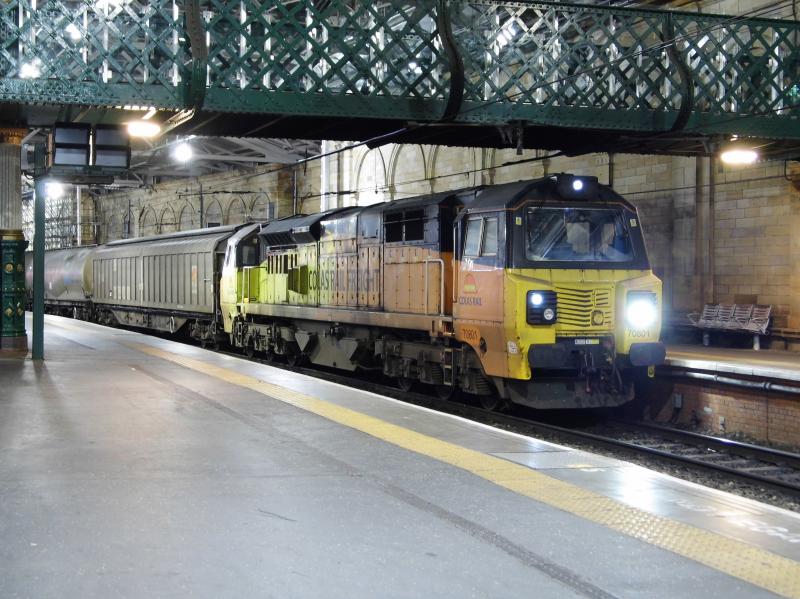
[
  {"x1": 93, "y1": 124, "x2": 130, "y2": 169},
  {"x1": 50, "y1": 123, "x2": 90, "y2": 167}
]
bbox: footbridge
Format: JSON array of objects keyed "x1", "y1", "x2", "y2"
[{"x1": 2, "y1": 1, "x2": 800, "y2": 155}]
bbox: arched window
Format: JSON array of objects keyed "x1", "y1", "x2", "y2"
[
  {"x1": 178, "y1": 204, "x2": 195, "y2": 231},
  {"x1": 139, "y1": 208, "x2": 157, "y2": 237},
  {"x1": 159, "y1": 207, "x2": 177, "y2": 233},
  {"x1": 205, "y1": 201, "x2": 223, "y2": 228},
  {"x1": 250, "y1": 193, "x2": 275, "y2": 222},
  {"x1": 226, "y1": 197, "x2": 248, "y2": 224}
]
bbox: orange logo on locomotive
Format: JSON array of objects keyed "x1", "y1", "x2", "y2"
[{"x1": 463, "y1": 273, "x2": 478, "y2": 294}]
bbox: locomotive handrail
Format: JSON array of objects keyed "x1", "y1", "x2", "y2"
[{"x1": 424, "y1": 258, "x2": 446, "y2": 316}]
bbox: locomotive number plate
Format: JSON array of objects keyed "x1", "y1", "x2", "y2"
[
  {"x1": 628, "y1": 329, "x2": 652, "y2": 338},
  {"x1": 460, "y1": 326, "x2": 480, "y2": 343}
]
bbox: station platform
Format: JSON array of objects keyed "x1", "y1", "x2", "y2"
[
  {"x1": 667, "y1": 344, "x2": 800, "y2": 383},
  {"x1": 3, "y1": 316, "x2": 800, "y2": 598}
]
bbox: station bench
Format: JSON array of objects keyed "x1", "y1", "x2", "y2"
[{"x1": 687, "y1": 303, "x2": 771, "y2": 350}]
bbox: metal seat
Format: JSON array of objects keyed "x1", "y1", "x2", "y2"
[{"x1": 689, "y1": 303, "x2": 772, "y2": 350}]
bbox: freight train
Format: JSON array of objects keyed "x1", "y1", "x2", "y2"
[{"x1": 27, "y1": 174, "x2": 666, "y2": 410}]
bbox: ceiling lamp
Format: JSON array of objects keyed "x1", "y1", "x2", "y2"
[
  {"x1": 720, "y1": 141, "x2": 759, "y2": 166},
  {"x1": 127, "y1": 120, "x2": 161, "y2": 138},
  {"x1": 172, "y1": 141, "x2": 193, "y2": 163}
]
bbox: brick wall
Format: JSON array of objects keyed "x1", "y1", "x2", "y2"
[{"x1": 651, "y1": 381, "x2": 800, "y2": 448}]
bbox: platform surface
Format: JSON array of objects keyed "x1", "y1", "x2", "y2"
[
  {"x1": 3, "y1": 315, "x2": 800, "y2": 598},
  {"x1": 667, "y1": 344, "x2": 800, "y2": 382}
]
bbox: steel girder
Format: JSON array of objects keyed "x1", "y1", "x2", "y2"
[{"x1": 1, "y1": 0, "x2": 799, "y2": 138}]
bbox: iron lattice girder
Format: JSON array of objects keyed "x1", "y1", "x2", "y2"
[{"x1": 1, "y1": 1, "x2": 799, "y2": 138}]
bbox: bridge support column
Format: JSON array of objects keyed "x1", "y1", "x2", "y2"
[{"x1": 0, "y1": 129, "x2": 27, "y2": 353}]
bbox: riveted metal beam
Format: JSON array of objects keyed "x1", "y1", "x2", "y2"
[{"x1": 0, "y1": 1, "x2": 799, "y2": 140}]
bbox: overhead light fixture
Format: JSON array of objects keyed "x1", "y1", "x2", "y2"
[
  {"x1": 44, "y1": 181, "x2": 64, "y2": 199},
  {"x1": 720, "y1": 141, "x2": 759, "y2": 166},
  {"x1": 172, "y1": 141, "x2": 193, "y2": 163},
  {"x1": 127, "y1": 120, "x2": 161, "y2": 138}
]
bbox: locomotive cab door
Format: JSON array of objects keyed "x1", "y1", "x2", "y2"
[
  {"x1": 454, "y1": 210, "x2": 507, "y2": 376},
  {"x1": 454, "y1": 212, "x2": 504, "y2": 322}
]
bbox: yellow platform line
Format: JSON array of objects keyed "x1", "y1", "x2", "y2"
[{"x1": 131, "y1": 341, "x2": 800, "y2": 598}]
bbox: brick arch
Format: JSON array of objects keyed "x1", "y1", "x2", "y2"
[
  {"x1": 205, "y1": 200, "x2": 223, "y2": 228},
  {"x1": 178, "y1": 203, "x2": 196, "y2": 231},
  {"x1": 105, "y1": 211, "x2": 119, "y2": 242},
  {"x1": 249, "y1": 192, "x2": 274, "y2": 221},
  {"x1": 226, "y1": 196, "x2": 248, "y2": 225},
  {"x1": 159, "y1": 206, "x2": 177, "y2": 234},
  {"x1": 354, "y1": 147, "x2": 388, "y2": 206},
  {"x1": 138, "y1": 206, "x2": 157, "y2": 237},
  {"x1": 388, "y1": 144, "x2": 427, "y2": 200},
  {"x1": 429, "y1": 146, "x2": 478, "y2": 193}
]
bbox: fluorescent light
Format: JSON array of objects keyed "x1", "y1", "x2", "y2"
[
  {"x1": 127, "y1": 120, "x2": 161, "y2": 138},
  {"x1": 720, "y1": 147, "x2": 758, "y2": 166},
  {"x1": 172, "y1": 142, "x2": 193, "y2": 162}
]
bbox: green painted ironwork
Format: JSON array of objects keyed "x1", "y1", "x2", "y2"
[
  {"x1": 1, "y1": 232, "x2": 27, "y2": 341},
  {"x1": 1, "y1": 1, "x2": 799, "y2": 137}
]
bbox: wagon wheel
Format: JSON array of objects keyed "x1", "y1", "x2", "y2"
[
  {"x1": 477, "y1": 393, "x2": 509, "y2": 412},
  {"x1": 396, "y1": 377, "x2": 415, "y2": 393},
  {"x1": 434, "y1": 385, "x2": 455, "y2": 400},
  {"x1": 286, "y1": 353, "x2": 305, "y2": 367}
]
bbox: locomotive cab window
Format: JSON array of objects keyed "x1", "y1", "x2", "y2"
[
  {"x1": 236, "y1": 236, "x2": 261, "y2": 267},
  {"x1": 384, "y1": 209, "x2": 426, "y2": 243},
  {"x1": 464, "y1": 216, "x2": 498, "y2": 257},
  {"x1": 482, "y1": 217, "x2": 498, "y2": 256},
  {"x1": 464, "y1": 218, "x2": 482, "y2": 257},
  {"x1": 525, "y1": 207, "x2": 634, "y2": 263}
]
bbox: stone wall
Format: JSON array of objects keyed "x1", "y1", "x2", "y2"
[
  {"x1": 95, "y1": 141, "x2": 800, "y2": 330},
  {"x1": 96, "y1": 165, "x2": 318, "y2": 244}
]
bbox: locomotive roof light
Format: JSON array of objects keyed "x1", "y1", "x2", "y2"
[{"x1": 555, "y1": 174, "x2": 598, "y2": 199}]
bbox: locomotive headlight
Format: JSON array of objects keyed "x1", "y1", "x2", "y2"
[
  {"x1": 526, "y1": 290, "x2": 557, "y2": 325},
  {"x1": 626, "y1": 292, "x2": 657, "y2": 329},
  {"x1": 572, "y1": 179, "x2": 584, "y2": 191}
]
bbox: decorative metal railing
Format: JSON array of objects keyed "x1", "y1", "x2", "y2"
[{"x1": 1, "y1": 0, "x2": 799, "y2": 136}]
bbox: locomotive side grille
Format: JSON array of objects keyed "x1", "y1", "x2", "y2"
[{"x1": 556, "y1": 286, "x2": 614, "y2": 330}]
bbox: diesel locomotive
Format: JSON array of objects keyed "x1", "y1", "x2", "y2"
[{"x1": 28, "y1": 174, "x2": 666, "y2": 410}]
